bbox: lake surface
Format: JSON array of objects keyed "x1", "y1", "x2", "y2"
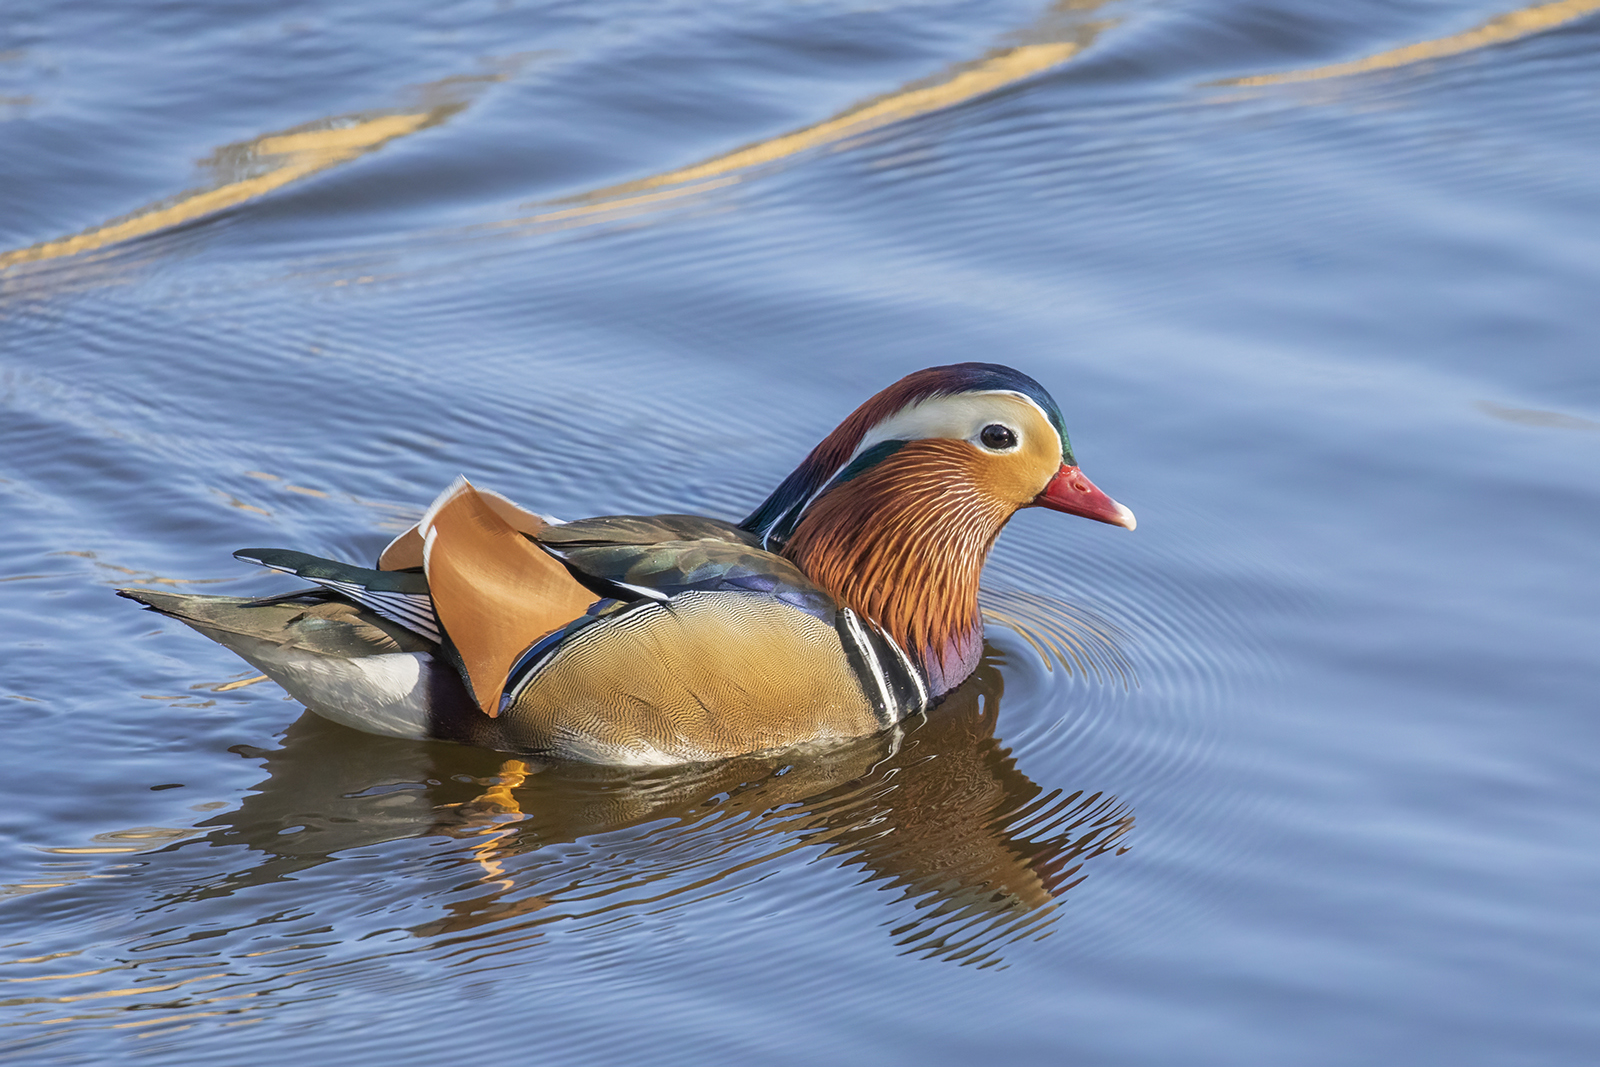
[{"x1": 2, "y1": 0, "x2": 1598, "y2": 1062}]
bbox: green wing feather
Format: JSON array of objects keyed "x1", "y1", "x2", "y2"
[{"x1": 536, "y1": 515, "x2": 836, "y2": 619}]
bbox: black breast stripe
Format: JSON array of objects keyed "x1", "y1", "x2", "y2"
[
  {"x1": 835, "y1": 609, "x2": 927, "y2": 727},
  {"x1": 874, "y1": 626, "x2": 930, "y2": 717},
  {"x1": 837, "y1": 609, "x2": 893, "y2": 727}
]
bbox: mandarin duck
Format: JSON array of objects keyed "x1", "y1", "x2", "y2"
[{"x1": 121, "y1": 363, "x2": 1134, "y2": 764}]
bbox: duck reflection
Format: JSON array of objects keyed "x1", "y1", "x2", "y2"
[{"x1": 182, "y1": 649, "x2": 1131, "y2": 966}]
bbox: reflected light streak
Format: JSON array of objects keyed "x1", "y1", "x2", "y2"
[
  {"x1": 2, "y1": 0, "x2": 1588, "y2": 270},
  {"x1": 570, "y1": 44, "x2": 1081, "y2": 197},
  {"x1": 1220, "y1": 0, "x2": 1600, "y2": 86},
  {"x1": 497, "y1": 39, "x2": 1093, "y2": 232},
  {"x1": 0, "y1": 7, "x2": 1108, "y2": 266},
  {"x1": 0, "y1": 111, "x2": 440, "y2": 271}
]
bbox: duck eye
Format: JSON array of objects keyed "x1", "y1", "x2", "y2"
[{"x1": 980, "y1": 424, "x2": 1018, "y2": 451}]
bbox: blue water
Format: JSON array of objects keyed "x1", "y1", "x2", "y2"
[{"x1": 3, "y1": 0, "x2": 1598, "y2": 1063}]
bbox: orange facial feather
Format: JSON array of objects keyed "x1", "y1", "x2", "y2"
[{"x1": 783, "y1": 440, "x2": 1015, "y2": 684}]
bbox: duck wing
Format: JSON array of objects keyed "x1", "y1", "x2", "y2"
[
  {"x1": 117, "y1": 588, "x2": 434, "y2": 657},
  {"x1": 416, "y1": 479, "x2": 603, "y2": 717},
  {"x1": 535, "y1": 514, "x2": 836, "y2": 619},
  {"x1": 378, "y1": 494, "x2": 832, "y2": 615},
  {"x1": 234, "y1": 480, "x2": 604, "y2": 719},
  {"x1": 376, "y1": 486, "x2": 556, "y2": 571},
  {"x1": 233, "y1": 549, "x2": 441, "y2": 643},
  {"x1": 229, "y1": 489, "x2": 843, "y2": 731}
]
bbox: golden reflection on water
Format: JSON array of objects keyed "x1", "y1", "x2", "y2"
[
  {"x1": 1219, "y1": 0, "x2": 1600, "y2": 86},
  {"x1": 490, "y1": 37, "x2": 1104, "y2": 235},
  {"x1": 6, "y1": 0, "x2": 1581, "y2": 269},
  {"x1": 0, "y1": 111, "x2": 441, "y2": 271},
  {"x1": 0, "y1": 4, "x2": 1113, "y2": 270},
  {"x1": 37, "y1": 827, "x2": 197, "y2": 856},
  {"x1": 484, "y1": 1, "x2": 1118, "y2": 235},
  {"x1": 206, "y1": 674, "x2": 270, "y2": 692},
  {"x1": 0, "y1": 60, "x2": 521, "y2": 272}
]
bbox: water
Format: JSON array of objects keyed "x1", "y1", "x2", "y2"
[{"x1": 2, "y1": 0, "x2": 1598, "y2": 1062}]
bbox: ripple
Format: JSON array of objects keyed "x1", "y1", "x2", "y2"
[
  {"x1": 10, "y1": 0, "x2": 1570, "y2": 1057},
  {"x1": 980, "y1": 584, "x2": 1137, "y2": 689},
  {"x1": 970, "y1": 509, "x2": 1292, "y2": 954},
  {"x1": 0, "y1": 659, "x2": 1149, "y2": 1046}
]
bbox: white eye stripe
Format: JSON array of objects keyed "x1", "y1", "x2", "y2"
[
  {"x1": 766, "y1": 391, "x2": 1059, "y2": 546},
  {"x1": 847, "y1": 390, "x2": 1056, "y2": 467}
]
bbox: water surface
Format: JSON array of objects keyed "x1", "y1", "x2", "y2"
[{"x1": 2, "y1": 0, "x2": 1598, "y2": 1063}]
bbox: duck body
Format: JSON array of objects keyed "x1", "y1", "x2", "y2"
[{"x1": 123, "y1": 363, "x2": 1134, "y2": 765}]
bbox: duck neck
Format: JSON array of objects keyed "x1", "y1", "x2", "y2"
[{"x1": 780, "y1": 442, "x2": 1010, "y2": 695}]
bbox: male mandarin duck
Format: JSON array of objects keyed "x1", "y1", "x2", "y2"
[{"x1": 121, "y1": 363, "x2": 1134, "y2": 765}]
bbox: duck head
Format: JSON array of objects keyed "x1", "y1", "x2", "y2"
[{"x1": 742, "y1": 363, "x2": 1133, "y2": 696}]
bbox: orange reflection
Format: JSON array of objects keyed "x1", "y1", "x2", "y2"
[
  {"x1": 494, "y1": 5, "x2": 1112, "y2": 234},
  {"x1": 1, "y1": 4, "x2": 1111, "y2": 268},
  {"x1": 534, "y1": 46, "x2": 1084, "y2": 203},
  {"x1": 1220, "y1": 0, "x2": 1600, "y2": 86},
  {"x1": 0, "y1": 111, "x2": 441, "y2": 271}
]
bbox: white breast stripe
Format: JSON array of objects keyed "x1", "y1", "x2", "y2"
[
  {"x1": 842, "y1": 608, "x2": 895, "y2": 723},
  {"x1": 878, "y1": 626, "x2": 929, "y2": 714}
]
